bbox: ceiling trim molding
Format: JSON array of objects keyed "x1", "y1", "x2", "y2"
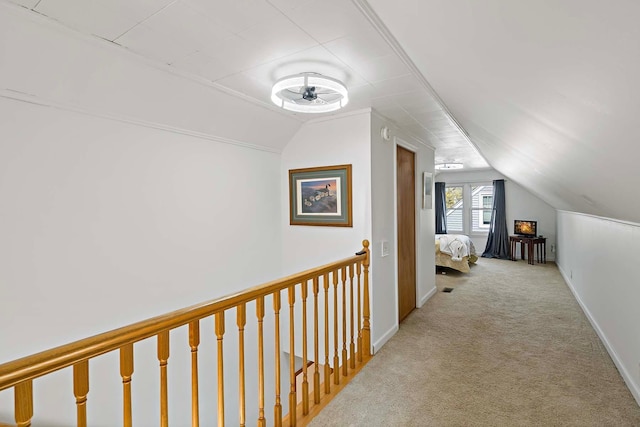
[
  {"x1": 557, "y1": 210, "x2": 640, "y2": 228},
  {"x1": 351, "y1": 0, "x2": 468, "y2": 136},
  {"x1": 303, "y1": 107, "x2": 435, "y2": 150},
  {"x1": 370, "y1": 108, "x2": 432, "y2": 150},
  {"x1": 305, "y1": 107, "x2": 372, "y2": 125},
  {"x1": 352, "y1": 0, "x2": 485, "y2": 156},
  {"x1": 0, "y1": 88, "x2": 283, "y2": 154},
  {"x1": 208, "y1": 80, "x2": 305, "y2": 123},
  {"x1": 394, "y1": 136, "x2": 420, "y2": 153}
]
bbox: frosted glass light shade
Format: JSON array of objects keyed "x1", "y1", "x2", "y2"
[
  {"x1": 435, "y1": 163, "x2": 464, "y2": 170},
  {"x1": 271, "y1": 72, "x2": 349, "y2": 113}
]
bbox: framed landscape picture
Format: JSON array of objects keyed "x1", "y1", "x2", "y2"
[{"x1": 289, "y1": 164, "x2": 352, "y2": 227}]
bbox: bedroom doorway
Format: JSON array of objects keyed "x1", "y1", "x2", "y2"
[{"x1": 397, "y1": 145, "x2": 416, "y2": 322}]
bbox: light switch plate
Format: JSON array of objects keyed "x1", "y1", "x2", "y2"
[{"x1": 381, "y1": 240, "x2": 389, "y2": 257}]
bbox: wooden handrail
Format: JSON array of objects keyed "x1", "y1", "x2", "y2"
[
  {"x1": 2, "y1": 240, "x2": 372, "y2": 427},
  {"x1": 0, "y1": 252, "x2": 366, "y2": 391}
]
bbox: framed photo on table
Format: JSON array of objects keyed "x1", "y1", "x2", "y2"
[{"x1": 289, "y1": 164, "x2": 352, "y2": 227}]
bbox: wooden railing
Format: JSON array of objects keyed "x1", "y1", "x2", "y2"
[{"x1": 0, "y1": 240, "x2": 371, "y2": 426}]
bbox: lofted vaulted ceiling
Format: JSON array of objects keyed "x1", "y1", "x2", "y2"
[
  {"x1": 366, "y1": 0, "x2": 640, "y2": 224},
  {"x1": 5, "y1": 0, "x2": 488, "y2": 169},
  {"x1": 5, "y1": 0, "x2": 639, "y2": 223}
]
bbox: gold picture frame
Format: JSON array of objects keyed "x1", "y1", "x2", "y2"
[{"x1": 289, "y1": 164, "x2": 353, "y2": 227}]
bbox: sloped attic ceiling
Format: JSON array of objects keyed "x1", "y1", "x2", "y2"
[
  {"x1": 367, "y1": 0, "x2": 640, "y2": 224},
  {"x1": 1, "y1": 0, "x2": 487, "y2": 168},
  {"x1": 6, "y1": 0, "x2": 639, "y2": 223}
]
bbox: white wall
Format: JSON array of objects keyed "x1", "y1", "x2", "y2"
[
  {"x1": 278, "y1": 111, "x2": 438, "y2": 403},
  {"x1": 280, "y1": 110, "x2": 436, "y2": 356},
  {"x1": 370, "y1": 113, "x2": 436, "y2": 351},
  {"x1": 556, "y1": 211, "x2": 640, "y2": 405},
  {"x1": 278, "y1": 110, "x2": 372, "y2": 416},
  {"x1": 0, "y1": 98, "x2": 285, "y2": 350},
  {"x1": 0, "y1": 6, "x2": 297, "y2": 424},
  {"x1": 436, "y1": 169, "x2": 557, "y2": 260},
  {"x1": 0, "y1": 95, "x2": 281, "y2": 426},
  {"x1": 281, "y1": 111, "x2": 372, "y2": 273}
]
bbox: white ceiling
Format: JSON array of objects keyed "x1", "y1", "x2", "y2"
[
  {"x1": 8, "y1": 0, "x2": 640, "y2": 222},
  {"x1": 366, "y1": 0, "x2": 640, "y2": 223},
  {"x1": 6, "y1": 0, "x2": 488, "y2": 169}
]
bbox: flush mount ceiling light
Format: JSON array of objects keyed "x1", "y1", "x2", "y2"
[
  {"x1": 271, "y1": 72, "x2": 349, "y2": 113},
  {"x1": 435, "y1": 163, "x2": 464, "y2": 170}
]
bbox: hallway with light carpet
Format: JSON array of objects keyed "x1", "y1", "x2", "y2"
[{"x1": 309, "y1": 258, "x2": 640, "y2": 426}]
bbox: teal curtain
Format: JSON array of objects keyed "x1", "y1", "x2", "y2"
[
  {"x1": 435, "y1": 182, "x2": 447, "y2": 234},
  {"x1": 482, "y1": 179, "x2": 510, "y2": 259}
]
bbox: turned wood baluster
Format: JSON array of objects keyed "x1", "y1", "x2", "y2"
[
  {"x1": 273, "y1": 291, "x2": 282, "y2": 427},
  {"x1": 362, "y1": 240, "x2": 371, "y2": 357},
  {"x1": 323, "y1": 273, "x2": 330, "y2": 394},
  {"x1": 301, "y1": 280, "x2": 310, "y2": 414},
  {"x1": 237, "y1": 304, "x2": 246, "y2": 427},
  {"x1": 341, "y1": 267, "x2": 348, "y2": 377},
  {"x1": 312, "y1": 276, "x2": 321, "y2": 404},
  {"x1": 158, "y1": 330, "x2": 170, "y2": 427},
  {"x1": 189, "y1": 320, "x2": 200, "y2": 427},
  {"x1": 356, "y1": 261, "x2": 363, "y2": 363},
  {"x1": 349, "y1": 263, "x2": 356, "y2": 369},
  {"x1": 287, "y1": 286, "x2": 297, "y2": 426},
  {"x1": 333, "y1": 270, "x2": 340, "y2": 385},
  {"x1": 73, "y1": 360, "x2": 89, "y2": 427},
  {"x1": 256, "y1": 296, "x2": 266, "y2": 427},
  {"x1": 14, "y1": 380, "x2": 33, "y2": 427},
  {"x1": 120, "y1": 344, "x2": 134, "y2": 427},
  {"x1": 215, "y1": 312, "x2": 226, "y2": 427}
]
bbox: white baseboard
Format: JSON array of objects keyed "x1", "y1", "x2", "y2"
[
  {"x1": 418, "y1": 286, "x2": 438, "y2": 308},
  {"x1": 558, "y1": 265, "x2": 640, "y2": 407},
  {"x1": 372, "y1": 324, "x2": 398, "y2": 354},
  {"x1": 373, "y1": 287, "x2": 437, "y2": 354}
]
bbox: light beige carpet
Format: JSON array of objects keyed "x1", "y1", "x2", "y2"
[{"x1": 309, "y1": 258, "x2": 640, "y2": 426}]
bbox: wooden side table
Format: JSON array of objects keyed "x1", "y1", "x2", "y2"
[{"x1": 509, "y1": 236, "x2": 546, "y2": 265}]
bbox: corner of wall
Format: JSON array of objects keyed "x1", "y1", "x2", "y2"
[
  {"x1": 557, "y1": 262, "x2": 640, "y2": 406},
  {"x1": 556, "y1": 210, "x2": 640, "y2": 407},
  {"x1": 418, "y1": 286, "x2": 438, "y2": 308},
  {"x1": 369, "y1": 113, "x2": 436, "y2": 352},
  {"x1": 372, "y1": 324, "x2": 399, "y2": 354}
]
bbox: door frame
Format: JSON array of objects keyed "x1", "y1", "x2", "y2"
[{"x1": 393, "y1": 137, "x2": 421, "y2": 323}]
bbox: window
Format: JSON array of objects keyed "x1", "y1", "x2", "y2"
[
  {"x1": 472, "y1": 185, "x2": 493, "y2": 232},
  {"x1": 445, "y1": 186, "x2": 463, "y2": 232},
  {"x1": 482, "y1": 196, "x2": 492, "y2": 224},
  {"x1": 445, "y1": 183, "x2": 494, "y2": 234}
]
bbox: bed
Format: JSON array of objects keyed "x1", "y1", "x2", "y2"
[{"x1": 435, "y1": 234, "x2": 478, "y2": 273}]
